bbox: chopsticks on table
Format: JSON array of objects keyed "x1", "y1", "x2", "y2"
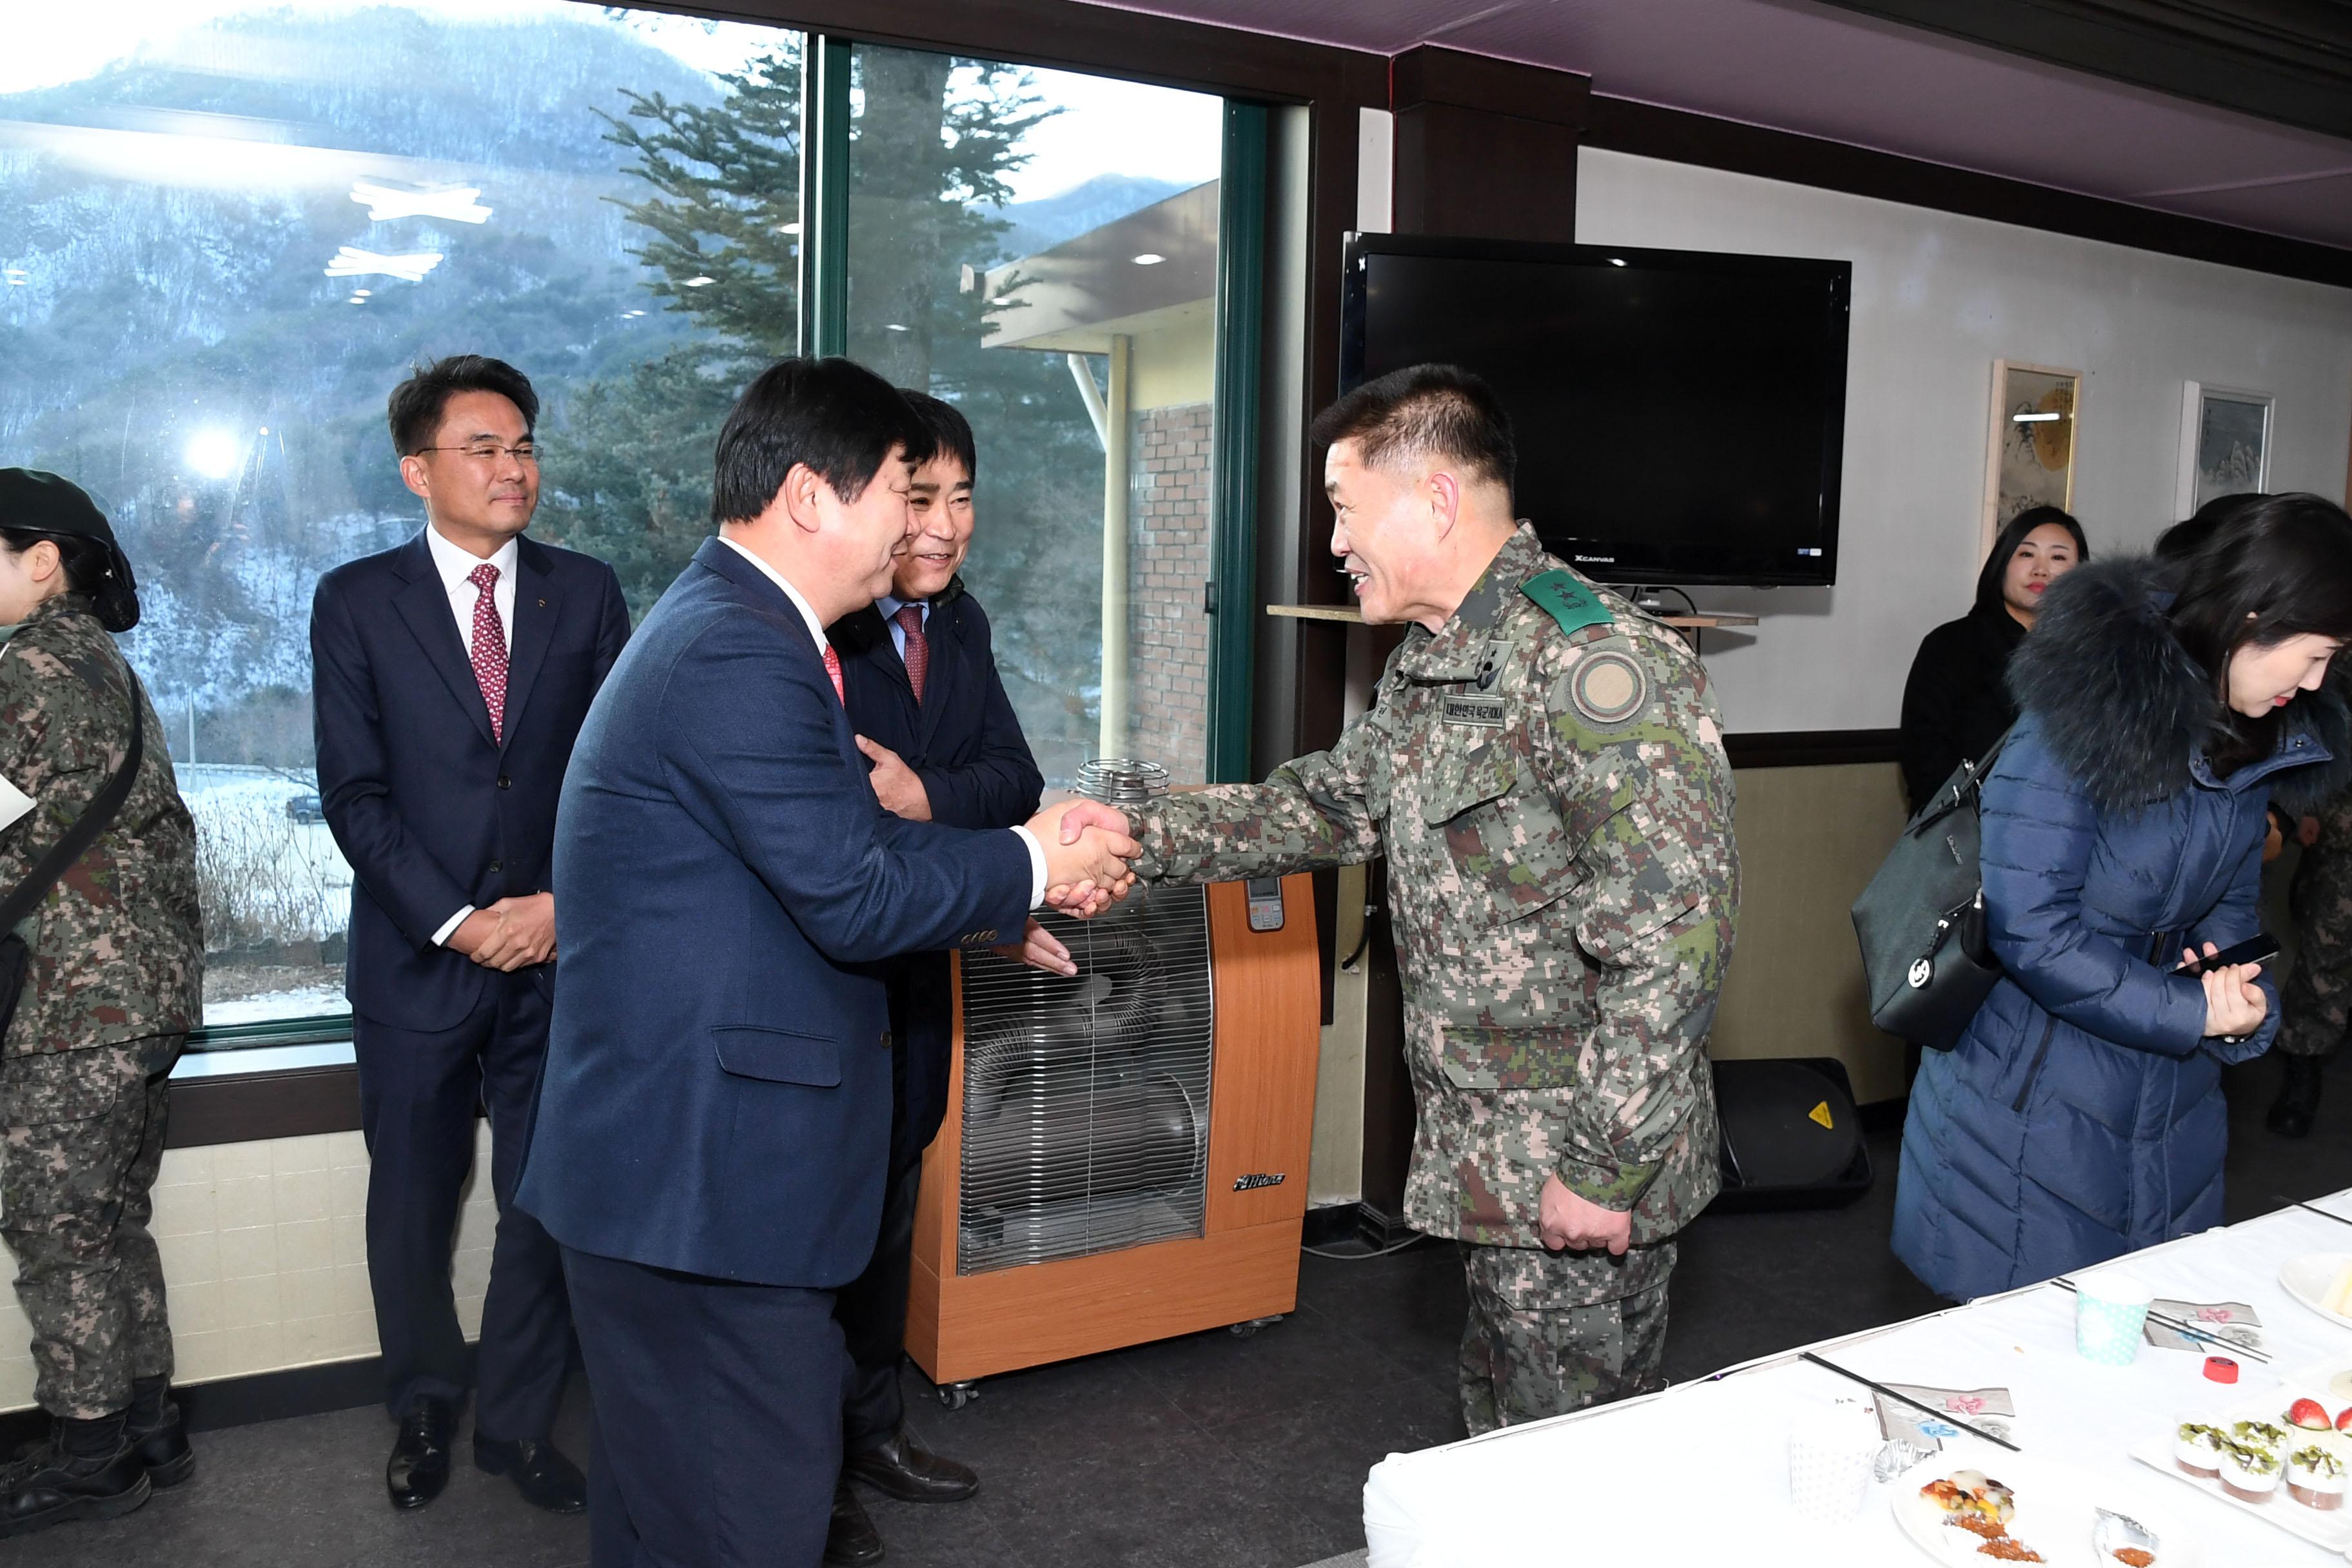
[
  {"x1": 1798, "y1": 1351, "x2": 2021, "y2": 1453},
  {"x1": 2048, "y1": 1276, "x2": 2271, "y2": 1364},
  {"x1": 2284, "y1": 1196, "x2": 2352, "y2": 1231}
]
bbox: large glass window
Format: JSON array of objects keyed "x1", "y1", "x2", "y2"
[
  {"x1": 3, "y1": 9, "x2": 1240, "y2": 1050},
  {"x1": 1, "y1": 3, "x2": 798, "y2": 1036},
  {"x1": 845, "y1": 45, "x2": 1225, "y2": 787}
]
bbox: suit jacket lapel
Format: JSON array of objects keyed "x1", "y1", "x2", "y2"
[
  {"x1": 498, "y1": 539, "x2": 559, "y2": 754},
  {"x1": 860, "y1": 605, "x2": 916, "y2": 706},
  {"x1": 832, "y1": 607, "x2": 901, "y2": 683},
  {"x1": 390, "y1": 533, "x2": 497, "y2": 749}
]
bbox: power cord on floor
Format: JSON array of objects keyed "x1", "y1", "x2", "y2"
[{"x1": 1301, "y1": 1233, "x2": 1434, "y2": 1261}]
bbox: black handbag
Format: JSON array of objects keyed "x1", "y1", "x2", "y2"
[
  {"x1": 1850, "y1": 732, "x2": 2008, "y2": 1052},
  {"x1": 0, "y1": 691, "x2": 144, "y2": 1041}
]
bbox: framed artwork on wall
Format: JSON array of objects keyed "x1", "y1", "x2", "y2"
[
  {"x1": 2174, "y1": 382, "x2": 2274, "y2": 518},
  {"x1": 1981, "y1": 360, "x2": 2081, "y2": 559}
]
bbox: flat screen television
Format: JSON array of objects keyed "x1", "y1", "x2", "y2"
[{"x1": 1338, "y1": 233, "x2": 1852, "y2": 587}]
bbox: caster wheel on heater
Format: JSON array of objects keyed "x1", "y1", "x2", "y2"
[
  {"x1": 1227, "y1": 1315, "x2": 1285, "y2": 1339},
  {"x1": 937, "y1": 1381, "x2": 979, "y2": 1411}
]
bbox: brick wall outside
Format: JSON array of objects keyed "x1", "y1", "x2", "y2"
[{"x1": 1125, "y1": 402, "x2": 1213, "y2": 783}]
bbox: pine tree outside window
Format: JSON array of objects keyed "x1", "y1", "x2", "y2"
[{"x1": 0, "y1": 6, "x2": 1241, "y2": 1053}]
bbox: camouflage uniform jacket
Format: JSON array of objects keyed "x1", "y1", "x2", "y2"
[
  {"x1": 1135, "y1": 524, "x2": 1737, "y2": 1277},
  {"x1": 0, "y1": 594, "x2": 202, "y2": 1059}
]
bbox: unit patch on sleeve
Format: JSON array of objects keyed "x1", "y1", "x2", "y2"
[{"x1": 1564, "y1": 649, "x2": 1649, "y2": 727}]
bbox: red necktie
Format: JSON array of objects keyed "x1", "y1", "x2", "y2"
[
  {"x1": 823, "y1": 643, "x2": 844, "y2": 705},
  {"x1": 894, "y1": 604, "x2": 928, "y2": 704},
  {"x1": 467, "y1": 562, "x2": 508, "y2": 743}
]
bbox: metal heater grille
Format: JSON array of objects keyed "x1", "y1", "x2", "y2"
[{"x1": 956, "y1": 884, "x2": 1214, "y2": 1275}]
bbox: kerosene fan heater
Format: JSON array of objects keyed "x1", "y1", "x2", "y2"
[{"x1": 904, "y1": 760, "x2": 1322, "y2": 1406}]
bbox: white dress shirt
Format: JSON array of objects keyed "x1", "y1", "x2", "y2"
[
  {"x1": 424, "y1": 524, "x2": 517, "y2": 656},
  {"x1": 424, "y1": 525, "x2": 520, "y2": 948},
  {"x1": 717, "y1": 537, "x2": 1045, "y2": 908}
]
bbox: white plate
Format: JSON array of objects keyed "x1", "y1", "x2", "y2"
[
  {"x1": 2279, "y1": 1253, "x2": 2352, "y2": 1331},
  {"x1": 1894, "y1": 1444, "x2": 2200, "y2": 1568},
  {"x1": 2282, "y1": 1355, "x2": 2352, "y2": 1411}
]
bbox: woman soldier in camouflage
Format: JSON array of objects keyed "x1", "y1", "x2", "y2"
[{"x1": 0, "y1": 469, "x2": 202, "y2": 1538}]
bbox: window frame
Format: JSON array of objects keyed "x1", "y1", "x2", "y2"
[{"x1": 126, "y1": 1, "x2": 1372, "y2": 1106}]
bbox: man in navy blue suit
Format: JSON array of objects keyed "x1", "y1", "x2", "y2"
[
  {"x1": 311, "y1": 355, "x2": 629, "y2": 1514},
  {"x1": 516, "y1": 357, "x2": 1135, "y2": 1568},
  {"x1": 823, "y1": 393, "x2": 1047, "y2": 1564}
]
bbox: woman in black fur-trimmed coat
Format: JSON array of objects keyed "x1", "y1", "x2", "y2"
[
  {"x1": 1897, "y1": 505, "x2": 2086, "y2": 811},
  {"x1": 1893, "y1": 495, "x2": 2352, "y2": 1301}
]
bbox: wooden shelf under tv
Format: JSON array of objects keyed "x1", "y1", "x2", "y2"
[{"x1": 1264, "y1": 603, "x2": 1759, "y2": 629}]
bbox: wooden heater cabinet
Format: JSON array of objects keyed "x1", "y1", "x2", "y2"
[{"x1": 906, "y1": 874, "x2": 1320, "y2": 1393}]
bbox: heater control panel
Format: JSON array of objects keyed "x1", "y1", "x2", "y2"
[{"x1": 1244, "y1": 878, "x2": 1286, "y2": 932}]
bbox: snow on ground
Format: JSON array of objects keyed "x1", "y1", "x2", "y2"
[
  {"x1": 204, "y1": 984, "x2": 348, "y2": 1028},
  {"x1": 179, "y1": 763, "x2": 356, "y2": 1029}
]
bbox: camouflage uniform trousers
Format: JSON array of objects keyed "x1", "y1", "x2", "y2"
[
  {"x1": 2280, "y1": 818, "x2": 2352, "y2": 1060},
  {"x1": 1, "y1": 1033, "x2": 181, "y2": 1419},
  {"x1": 1456, "y1": 1239, "x2": 1674, "y2": 1437}
]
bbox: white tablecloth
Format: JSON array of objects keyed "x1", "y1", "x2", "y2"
[{"x1": 1363, "y1": 1195, "x2": 2352, "y2": 1567}]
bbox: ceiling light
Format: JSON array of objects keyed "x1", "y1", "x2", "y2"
[
  {"x1": 2012, "y1": 412, "x2": 2064, "y2": 423},
  {"x1": 682, "y1": 275, "x2": 716, "y2": 288},
  {"x1": 777, "y1": 221, "x2": 801, "y2": 235},
  {"x1": 184, "y1": 429, "x2": 242, "y2": 480},
  {"x1": 324, "y1": 246, "x2": 443, "y2": 283},
  {"x1": 350, "y1": 288, "x2": 371, "y2": 298},
  {"x1": 1131, "y1": 253, "x2": 1165, "y2": 266},
  {"x1": 347, "y1": 295, "x2": 366, "y2": 304},
  {"x1": 349, "y1": 180, "x2": 492, "y2": 224},
  {"x1": 1609, "y1": 258, "x2": 1628, "y2": 267},
  {"x1": 884, "y1": 323, "x2": 908, "y2": 333}
]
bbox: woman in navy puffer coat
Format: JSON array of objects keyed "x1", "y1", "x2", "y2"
[{"x1": 1894, "y1": 496, "x2": 2352, "y2": 1300}]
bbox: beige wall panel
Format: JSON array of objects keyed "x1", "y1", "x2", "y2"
[
  {"x1": 1, "y1": 1122, "x2": 498, "y2": 1414},
  {"x1": 1710, "y1": 761, "x2": 1912, "y2": 1105}
]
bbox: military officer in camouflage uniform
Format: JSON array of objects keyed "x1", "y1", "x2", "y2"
[
  {"x1": 0, "y1": 470, "x2": 203, "y2": 1536},
  {"x1": 2270, "y1": 792, "x2": 2352, "y2": 1137},
  {"x1": 1122, "y1": 366, "x2": 1736, "y2": 1433}
]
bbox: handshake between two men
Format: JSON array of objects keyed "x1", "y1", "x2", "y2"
[
  {"x1": 444, "y1": 798, "x2": 1140, "y2": 981},
  {"x1": 995, "y1": 798, "x2": 1140, "y2": 977}
]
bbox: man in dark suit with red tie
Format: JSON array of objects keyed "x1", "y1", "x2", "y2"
[
  {"x1": 822, "y1": 393, "x2": 1044, "y2": 1563},
  {"x1": 516, "y1": 357, "x2": 1135, "y2": 1567},
  {"x1": 311, "y1": 355, "x2": 629, "y2": 1515}
]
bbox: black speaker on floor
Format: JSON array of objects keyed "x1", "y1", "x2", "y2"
[{"x1": 1709, "y1": 1057, "x2": 1873, "y2": 1212}]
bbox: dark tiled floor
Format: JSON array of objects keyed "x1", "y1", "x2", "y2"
[{"x1": 21, "y1": 1050, "x2": 2352, "y2": 1568}]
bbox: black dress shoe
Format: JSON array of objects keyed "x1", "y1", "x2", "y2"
[
  {"x1": 474, "y1": 1434, "x2": 585, "y2": 1514},
  {"x1": 125, "y1": 1399, "x2": 195, "y2": 1489},
  {"x1": 825, "y1": 1481, "x2": 885, "y2": 1566},
  {"x1": 2271, "y1": 1054, "x2": 2325, "y2": 1139},
  {"x1": 386, "y1": 1398, "x2": 456, "y2": 1511},
  {"x1": 0, "y1": 1432, "x2": 152, "y2": 1538},
  {"x1": 843, "y1": 1426, "x2": 978, "y2": 1503}
]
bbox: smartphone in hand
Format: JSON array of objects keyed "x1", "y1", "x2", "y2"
[{"x1": 2173, "y1": 934, "x2": 2280, "y2": 975}]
